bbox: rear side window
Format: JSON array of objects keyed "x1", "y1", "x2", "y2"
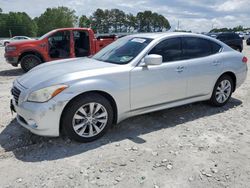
[
  {"x1": 182, "y1": 37, "x2": 221, "y2": 59},
  {"x1": 211, "y1": 42, "x2": 222, "y2": 54},
  {"x1": 232, "y1": 34, "x2": 240, "y2": 39},
  {"x1": 149, "y1": 38, "x2": 182, "y2": 62},
  {"x1": 217, "y1": 34, "x2": 227, "y2": 41}
]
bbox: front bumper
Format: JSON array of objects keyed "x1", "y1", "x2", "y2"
[
  {"x1": 5, "y1": 56, "x2": 19, "y2": 66},
  {"x1": 12, "y1": 98, "x2": 68, "y2": 137}
]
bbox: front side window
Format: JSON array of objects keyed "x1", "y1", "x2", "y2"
[
  {"x1": 92, "y1": 37, "x2": 152, "y2": 64},
  {"x1": 182, "y1": 37, "x2": 220, "y2": 59},
  {"x1": 149, "y1": 38, "x2": 182, "y2": 62},
  {"x1": 48, "y1": 31, "x2": 70, "y2": 58}
]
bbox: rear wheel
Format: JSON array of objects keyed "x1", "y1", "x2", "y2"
[
  {"x1": 209, "y1": 75, "x2": 233, "y2": 107},
  {"x1": 20, "y1": 54, "x2": 42, "y2": 72},
  {"x1": 61, "y1": 94, "x2": 113, "y2": 142}
]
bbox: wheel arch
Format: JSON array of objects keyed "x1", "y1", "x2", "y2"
[
  {"x1": 59, "y1": 90, "x2": 118, "y2": 134},
  {"x1": 219, "y1": 71, "x2": 237, "y2": 92},
  {"x1": 18, "y1": 50, "x2": 45, "y2": 63}
]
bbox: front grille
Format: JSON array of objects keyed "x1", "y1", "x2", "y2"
[{"x1": 11, "y1": 86, "x2": 21, "y2": 105}]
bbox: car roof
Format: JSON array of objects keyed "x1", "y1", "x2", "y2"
[
  {"x1": 130, "y1": 32, "x2": 212, "y2": 40},
  {"x1": 13, "y1": 36, "x2": 29, "y2": 38}
]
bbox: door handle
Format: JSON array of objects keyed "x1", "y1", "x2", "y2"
[
  {"x1": 176, "y1": 66, "x2": 184, "y2": 73},
  {"x1": 212, "y1": 60, "x2": 220, "y2": 66}
]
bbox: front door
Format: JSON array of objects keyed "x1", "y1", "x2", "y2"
[
  {"x1": 48, "y1": 31, "x2": 71, "y2": 60},
  {"x1": 130, "y1": 37, "x2": 188, "y2": 110}
]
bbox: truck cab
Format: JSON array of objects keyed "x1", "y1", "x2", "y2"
[{"x1": 4, "y1": 28, "x2": 116, "y2": 72}]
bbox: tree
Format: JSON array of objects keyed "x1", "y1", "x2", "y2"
[
  {"x1": 137, "y1": 11, "x2": 170, "y2": 32},
  {"x1": 90, "y1": 9, "x2": 113, "y2": 33},
  {"x1": 109, "y1": 9, "x2": 126, "y2": 32},
  {"x1": 0, "y1": 12, "x2": 37, "y2": 37},
  {"x1": 35, "y1": 6, "x2": 77, "y2": 36},
  {"x1": 90, "y1": 8, "x2": 105, "y2": 33},
  {"x1": 0, "y1": 8, "x2": 2, "y2": 13},
  {"x1": 209, "y1": 25, "x2": 246, "y2": 33},
  {"x1": 125, "y1": 13, "x2": 137, "y2": 32},
  {"x1": 157, "y1": 15, "x2": 170, "y2": 31},
  {"x1": 79, "y1": 15, "x2": 91, "y2": 28}
]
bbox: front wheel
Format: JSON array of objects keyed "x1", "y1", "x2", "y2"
[
  {"x1": 61, "y1": 94, "x2": 113, "y2": 142},
  {"x1": 20, "y1": 54, "x2": 42, "y2": 72},
  {"x1": 209, "y1": 75, "x2": 233, "y2": 107}
]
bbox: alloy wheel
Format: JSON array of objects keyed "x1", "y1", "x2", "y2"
[
  {"x1": 72, "y1": 102, "x2": 108, "y2": 138},
  {"x1": 215, "y1": 80, "x2": 232, "y2": 104}
]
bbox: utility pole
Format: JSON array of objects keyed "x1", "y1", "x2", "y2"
[
  {"x1": 9, "y1": 29, "x2": 12, "y2": 38},
  {"x1": 177, "y1": 20, "x2": 180, "y2": 31}
]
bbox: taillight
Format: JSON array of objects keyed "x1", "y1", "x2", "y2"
[{"x1": 242, "y1": 56, "x2": 248, "y2": 63}]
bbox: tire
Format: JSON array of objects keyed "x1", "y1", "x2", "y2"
[
  {"x1": 209, "y1": 75, "x2": 234, "y2": 107},
  {"x1": 61, "y1": 93, "x2": 114, "y2": 142},
  {"x1": 20, "y1": 54, "x2": 42, "y2": 72}
]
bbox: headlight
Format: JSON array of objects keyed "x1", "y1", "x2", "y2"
[
  {"x1": 5, "y1": 46, "x2": 16, "y2": 52},
  {"x1": 27, "y1": 85, "x2": 68, "y2": 103}
]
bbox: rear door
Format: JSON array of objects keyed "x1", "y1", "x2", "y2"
[{"x1": 182, "y1": 37, "x2": 223, "y2": 97}]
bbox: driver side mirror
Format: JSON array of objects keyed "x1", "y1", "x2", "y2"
[{"x1": 143, "y1": 54, "x2": 163, "y2": 66}]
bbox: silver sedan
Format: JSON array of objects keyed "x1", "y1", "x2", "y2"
[{"x1": 11, "y1": 32, "x2": 248, "y2": 142}]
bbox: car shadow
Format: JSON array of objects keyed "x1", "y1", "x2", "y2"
[
  {"x1": 0, "y1": 68, "x2": 24, "y2": 76},
  {"x1": 0, "y1": 98, "x2": 242, "y2": 162}
]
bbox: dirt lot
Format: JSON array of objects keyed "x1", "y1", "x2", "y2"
[{"x1": 0, "y1": 43, "x2": 249, "y2": 188}]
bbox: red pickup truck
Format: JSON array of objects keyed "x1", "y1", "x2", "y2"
[{"x1": 4, "y1": 28, "x2": 116, "y2": 72}]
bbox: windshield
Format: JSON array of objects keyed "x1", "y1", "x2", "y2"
[
  {"x1": 39, "y1": 30, "x2": 57, "y2": 40},
  {"x1": 92, "y1": 36, "x2": 153, "y2": 64}
]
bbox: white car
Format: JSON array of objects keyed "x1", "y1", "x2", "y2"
[
  {"x1": 0, "y1": 36, "x2": 31, "y2": 46},
  {"x1": 11, "y1": 32, "x2": 248, "y2": 142}
]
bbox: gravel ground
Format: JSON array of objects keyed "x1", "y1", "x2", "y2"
[{"x1": 0, "y1": 43, "x2": 249, "y2": 188}]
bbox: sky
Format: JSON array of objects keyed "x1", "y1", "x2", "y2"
[{"x1": 1, "y1": 0, "x2": 250, "y2": 32}]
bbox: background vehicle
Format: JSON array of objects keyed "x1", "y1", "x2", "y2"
[
  {"x1": 4, "y1": 28, "x2": 116, "y2": 72},
  {"x1": 247, "y1": 37, "x2": 250, "y2": 45},
  {"x1": 215, "y1": 32, "x2": 243, "y2": 52},
  {"x1": 11, "y1": 33, "x2": 248, "y2": 142},
  {"x1": 0, "y1": 36, "x2": 31, "y2": 46}
]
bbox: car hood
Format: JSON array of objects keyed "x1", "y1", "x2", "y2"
[
  {"x1": 17, "y1": 58, "x2": 118, "y2": 89},
  {"x1": 8, "y1": 39, "x2": 36, "y2": 46}
]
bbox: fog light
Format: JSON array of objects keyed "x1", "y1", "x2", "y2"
[{"x1": 27, "y1": 119, "x2": 38, "y2": 129}]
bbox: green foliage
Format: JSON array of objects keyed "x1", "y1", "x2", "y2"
[
  {"x1": 79, "y1": 15, "x2": 91, "y2": 28},
  {"x1": 89, "y1": 9, "x2": 110, "y2": 33},
  {"x1": 35, "y1": 6, "x2": 77, "y2": 36},
  {"x1": 86, "y1": 9, "x2": 170, "y2": 33},
  {"x1": 0, "y1": 12, "x2": 37, "y2": 37},
  {"x1": 126, "y1": 13, "x2": 137, "y2": 32},
  {"x1": 210, "y1": 25, "x2": 246, "y2": 33},
  {"x1": 0, "y1": 7, "x2": 171, "y2": 37},
  {"x1": 136, "y1": 11, "x2": 170, "y2": 32}
]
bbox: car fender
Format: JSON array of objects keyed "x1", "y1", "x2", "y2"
[{"x1": 56, "y1": 78, "x2": 130, "y2": 120}]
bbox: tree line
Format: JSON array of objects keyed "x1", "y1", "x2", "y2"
[
  {"x1": 210, "y1": 25, "x2": 250, "y2": 33},
  {"x1": 0, "y1": 7, "x2": 170, "y2": 37}
]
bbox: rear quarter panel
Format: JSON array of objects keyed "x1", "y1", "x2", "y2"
[{"x1": 220, "y1": 51, "x2": 247, "y2": 88}]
